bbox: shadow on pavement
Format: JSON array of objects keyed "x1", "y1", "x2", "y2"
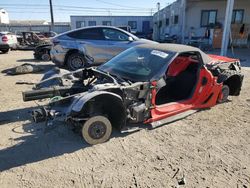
[
  {"x1": 0, "y1": 121, "x2": 87, "y2": 172},
  {"x1": 0, "y1": 107, "x2": 35, "y2": 125},
  {"x1": 0, "y1": 107, "x2": 124, "y2": 172},
  {"x1": 1, "y1": 64, "x2": 55, "y2": 75},
  {"x1": 17, "y1": 59, "x2": 45, "y2": 63}
]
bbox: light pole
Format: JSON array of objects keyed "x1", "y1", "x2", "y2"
[
  {"x1": 157, "y1": 2, "x2": 160, "y2": 41},
  {"x1": 181, "y1": 0, "x2": 186, "y2": 44},
  {"x1": 49, "y1": 0, "x2": 54, "y2": 31},
  {"x1": 220, "y1": 0, "x2": 234, "y2": 56}
]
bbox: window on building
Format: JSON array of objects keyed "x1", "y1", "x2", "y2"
[
  {"x1": 159, "y1": 20, "x2": 162, "y2": 28},
  {"x1": 128, "y1": 21, "x2": 137, "y2": 29},
  {"x1": 102, "y1": 21, "x2": 112, "y2": 26},
  {"x1": 67, "y1": 28, "x2": 104, "y2": 40},
  {"x1": 201, "y1": 10, "x2": 217, "y2": 27},
  {"x1": 88, "y1": 21, "x2": 96, "y2": 26},
  {"x1": 166, "y1": 18, "x2": 169, "y2": 26},
  {"x1": 102, "y1": 28, "x2": 129, "y2": 41},
  {"x1": 174, "y1": 15, "x2": 179, "y2": 24},
  {"x1": 76, "y1": 21, "x2": 85, "y2": 28},
  {"x1": 232, "y1": 9, "x2": 244, "y2": 24}
]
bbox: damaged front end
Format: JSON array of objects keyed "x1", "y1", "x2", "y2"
[
  {"x1": 207, "y1": 58, "x2": 244, "y2": 96},
  {"x1": 23, "y1": 67, "x2": 153, "y2": 135}
]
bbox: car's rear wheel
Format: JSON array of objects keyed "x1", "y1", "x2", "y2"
[
  {"x1": 82, "y1": 116, "x2": 112, "y2": 145},
  {"x1": 1, "y1": 49, "x2": 9, "y2": 54},
  {"x1": 66, "y1": 52, "x2": 86, "y2": 71},
  {"x1": 217, "y1": 85, "x2": 230, "y2": 103}
]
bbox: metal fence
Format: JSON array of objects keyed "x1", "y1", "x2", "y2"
[{"x1": 0, "y1": 24, "x2": 71, "y2": 34}]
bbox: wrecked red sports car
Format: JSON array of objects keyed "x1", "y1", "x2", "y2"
[{"x1": 23, "y1": 44, "x2": 244, "y2": 145}]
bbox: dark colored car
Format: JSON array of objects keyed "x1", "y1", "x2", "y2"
[
  {"x1": 23, "y1": 44, "x2": 244, "y2": 145},
  {"x1": 34, "y1": 44, "x2": 52, "y2": 61}
]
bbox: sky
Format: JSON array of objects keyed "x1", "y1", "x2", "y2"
[{"x1": 0, "y1": 0, "x2": 174, "y2": 22}]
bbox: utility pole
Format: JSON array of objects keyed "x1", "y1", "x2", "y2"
[
  {"x1": 220, "y1": 0, "x2": 234, "y2": 56},
  {"x1": 181, "y1": 0, "x2": 186, "y2": 44},
  {"x1": 157, "y1": 2, "x2": 160, "y2": 41},
  {"x1": 49, "y1": 0, "x2": 54, "y2": 31}
]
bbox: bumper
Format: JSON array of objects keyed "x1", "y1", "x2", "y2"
[
  {"x1": 50, "y1": 48, "x2": 65, "y2": 67},
  {"x1": 0, "y1": 44, "x2": 9, "y2": 50}
]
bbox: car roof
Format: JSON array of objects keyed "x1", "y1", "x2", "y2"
[
  {"x1": 0, "y1": 31, "x2": 10, "y2": 34},
  {"x1": 137, "y1": 43, "x2": 213, "y2": 64},
  {"x1": 58, "y1": 26, "x2": 139, "y2": 39}
]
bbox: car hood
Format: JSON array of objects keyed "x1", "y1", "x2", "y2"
[{"x1": 208, "y1": 54, "x2": 239, "y2": 65}]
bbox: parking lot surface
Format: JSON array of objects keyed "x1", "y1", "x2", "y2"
[{"x1": 0, "y1": 51, "x2": 249, "y2": 187}]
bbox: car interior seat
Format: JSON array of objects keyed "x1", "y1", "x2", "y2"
[{"x1": 155, "y1": 56, "x2": 199, "y2": 105}]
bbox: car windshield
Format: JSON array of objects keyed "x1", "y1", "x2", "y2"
[{"x1": 98, "y1": 47, "x2": 174, "y2": 82}]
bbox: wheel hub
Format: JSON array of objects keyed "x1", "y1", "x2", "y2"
[
  {"x1": 72, "y1": 57, "x2": 83, "y2": 68},
  {"x1": 41, "y1": 53, "x2": 50, "y2": 61},
  {"x1": 88, "y1": 121, "x2": 107, "y2": 139}
]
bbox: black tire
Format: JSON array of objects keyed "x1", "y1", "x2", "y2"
[
  {"x1": 66, "y1": 52, "x2": 86, "y2": 71},
  {"x1": 1, "y1": 49, "x2": 9, "y2": 54},
  {"x1": 82, "y1": 116, "x2": 112, "y2": 145},
  {"x1": 217, "y1": 85, "x2": 230, "y2": 103},
  {"x1": 34, "y1": 54, "x2": 40, "y2": 60},
  {"x1": 41, "y1": 52, "x2": 51, "y2": 61}
]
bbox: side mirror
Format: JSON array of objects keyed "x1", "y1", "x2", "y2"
[{"x1": 128, "y1": 36, "x2": 134, "y2": 42}]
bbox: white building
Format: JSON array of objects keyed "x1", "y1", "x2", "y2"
[
  {"x1": 9, "y1": 20, "x2": 49, "y2": 25},
  {"x1": 70, "y1": 16, "x2": 153, "y2": 34},
  {"x1": 153, "y1": 0, "x2": 250, "y2": 50},
  {"x1": 0, "y1": 8, "x2": 9, "y2": 24}
]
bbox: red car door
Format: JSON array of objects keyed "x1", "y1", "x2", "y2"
[
  {"x1": 146, "y1": 53, "x2": 222, "y2": 127},
  {"x1": 189, "y1": 66, "x2": 222, "y2": 108}
]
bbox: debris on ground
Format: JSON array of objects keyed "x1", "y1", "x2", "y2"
[
  {"x1": 5, "y1": 63, "x2": 44, "y2": 75},
  {"x1": 178, "y1": 176, "x2": 186, "y2": 186},
  {"x1": 16, "y1": 81, "x2": 36, "y2": 85}
]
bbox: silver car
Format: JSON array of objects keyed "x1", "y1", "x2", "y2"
[{"x1": 50, "y1": 26, "x2": 157, "y2": 70}]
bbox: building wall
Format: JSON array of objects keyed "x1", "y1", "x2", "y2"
[
  {"x1": 70, "y1": 16, "x2": 153, "y2": 33},
  {"x1": 153, "y1": 0, "x2": 183, "y2": 41},
  {"x1": 0, "y1": 9, "x2": 9, "y2": 24},
  {"x1": 154, "y1": 0, "x2": 250, "y2": 41},
  {"x1": 0, "y1": 24, "x2": 71, "y2": 34},
  {"x1": 186, "y1": 0, "x2": 250, "y2": 35}
]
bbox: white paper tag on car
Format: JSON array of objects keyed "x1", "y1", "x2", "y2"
[{"x1": 151, "y1": 50, "x2": 169, "y2": 58}]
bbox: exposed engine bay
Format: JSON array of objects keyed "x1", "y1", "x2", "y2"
[{"x1": 23, "y1": 67, "x2": 152, "y2": 131}]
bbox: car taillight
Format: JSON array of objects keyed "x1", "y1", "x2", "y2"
[{"x1": 2, "y1": 35, "x2": 8, "y2": 42}]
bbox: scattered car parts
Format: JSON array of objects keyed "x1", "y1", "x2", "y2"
[
  {"x1": 6, "y1": 63, "x2": 44, "y2": 75},
  {"x1": 34, "y1": 44, "x2": 52, "y2": 61},
  {"x1": 16, "y1": 31, "x2": 54, "y2": 50}
]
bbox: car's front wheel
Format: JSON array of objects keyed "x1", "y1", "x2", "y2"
[
  {"x1": 82, "y1": 116, "x2": 112, "y2": 145},
  {"x1": 217, "y1": 85, "x2": 230, "y2": 103},
  {"x1": 66, "y1": 52, "x2": 86, "y2": 71}
]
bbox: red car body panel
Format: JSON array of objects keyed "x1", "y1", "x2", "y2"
[
  {"x1": 146, "y1": 61, "x2": 223, "y2": 124},
  {"x1": 167, "y1": 56, "x2": 198, "y2": 77},
  {"x1": 208, "y1": 54, "x2": 239, "y2": 64}
]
